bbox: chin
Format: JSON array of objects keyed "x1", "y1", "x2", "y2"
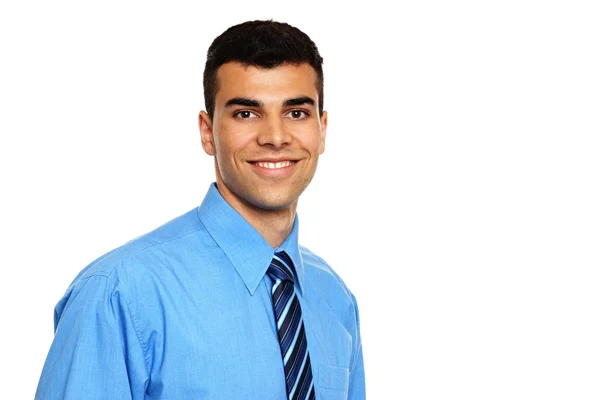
[
  {"x1": 222, "y1": 178, "x2": 305, "y2": 212},
  {"x1": 244, "y1": 188, "x2": 301, "y2": 210},
  {"x1": 249, "y1": 196, "x2": 296, "y2": 211}
]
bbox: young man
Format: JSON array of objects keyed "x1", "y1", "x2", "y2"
[{"x1": 36, "y1": 20, "x2": 365, "y2": 399}]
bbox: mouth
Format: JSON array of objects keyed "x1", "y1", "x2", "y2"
[
  {"x1": 247, "y1": 159, "x2": 300, "y2": 177},
  {"x1": 248, "y1": 160, "x2": 298, "y2": 169}
]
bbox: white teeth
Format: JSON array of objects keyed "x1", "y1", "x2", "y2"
[{"x1": 255, "y1": 161, "x2": 294, "y2": 169}]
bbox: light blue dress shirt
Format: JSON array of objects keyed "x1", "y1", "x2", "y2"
[{"x1": 36, "y1": 183, "x2": 365, "y2": 399}]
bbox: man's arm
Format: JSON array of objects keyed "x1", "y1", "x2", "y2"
[
  {"x1": 35, "y1": 275, "x2": 149, "y2": 399},
  {"x1": 348, "y1": 292, "x2": 366, "y2": 399}
]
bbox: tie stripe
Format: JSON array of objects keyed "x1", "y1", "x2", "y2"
[
  {"x1": 279, "y1": 297, "x2": 300, "y2": 342},
  {"x1": 285, "y1": 325, "x2": 307, "y2": 381},
  {"x1": 291, "y1": 353, "x2": 314, "y2": 400},
  {"x1": 269, "y1": 258, "x2": 294, "y2": 281},
  {"x1": 273, "y1": 283, "x2": 294, "y2": 320},
  {"x1": 268, "y1": 251, "x2": 314, "y2": 400}
]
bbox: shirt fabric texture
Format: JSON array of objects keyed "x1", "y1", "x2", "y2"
[{"x1": 35, "y1": 183, "x2": 366, "y2": 399}]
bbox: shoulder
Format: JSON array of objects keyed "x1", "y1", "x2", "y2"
[
  {"x1": 299, "y1": 245, "x2": 356, "y2": 306},
  {"x1": 69, "y1": 206, "x2": 209, "y2": 288}
]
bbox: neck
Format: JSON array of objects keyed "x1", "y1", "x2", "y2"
[
  {"x1": 215, "y1": 183, "x2": 297, "y2": 248},
  {"x1": 242, "y1": 205, "x2": 296, "y2": 248}
]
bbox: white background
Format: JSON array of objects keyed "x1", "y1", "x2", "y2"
[{"x1": 1, "y1": 0, "x2": 599, "y2": 398}]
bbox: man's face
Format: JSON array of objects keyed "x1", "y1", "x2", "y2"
[{"x1": 199, "y1": 62, "x2": 327, "y2": 213}]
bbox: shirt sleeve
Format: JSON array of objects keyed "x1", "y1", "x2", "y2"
[
  {"x1": 348, "y1": 292, "x2": 366, "y2": 400},
  {"x1": 35, "y1": 275, "x2": 149, "y2": 399}
]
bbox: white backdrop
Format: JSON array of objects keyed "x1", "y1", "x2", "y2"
[{"x1": 1, "y1": 1, "x2": 599, "y2": 398}]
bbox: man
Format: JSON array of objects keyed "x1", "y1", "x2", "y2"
[{"x1": 36, "y1": 19, "x2": 365, "y2": 399}]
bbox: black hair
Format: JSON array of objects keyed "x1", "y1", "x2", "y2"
[{"x1": 203, "y1": 19, "x2": 324, "y2": 119}]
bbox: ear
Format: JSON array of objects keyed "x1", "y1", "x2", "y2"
[
  {"x1": 199, "y1": 111, "x2": 216, "y2": 156},
  {"x1": 319, "y1": 110, "x2": 328, "y2": 155}
]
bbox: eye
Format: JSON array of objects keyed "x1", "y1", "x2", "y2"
[
  {"x1": 287, "y1": 109, "x2": 309, "y2": 119},
  {"x1": 233, "y1": 110, "x2": 258, "y2": 119}
]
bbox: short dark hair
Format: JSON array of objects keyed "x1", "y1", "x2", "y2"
[{"x1": 203, "y1": 19, "x2": 324, "y2": 119}]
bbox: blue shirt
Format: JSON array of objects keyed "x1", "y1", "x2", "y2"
[{"x1": 36, "y1": 183, "x2": 365, "y2": 399}]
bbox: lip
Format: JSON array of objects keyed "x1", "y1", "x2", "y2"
[
  {"x1": 248, "y1": 159, "x2": 300, "y2": 178},
  {"x1": 248, "y1": 158, "x2": 299, "y2": 163}
]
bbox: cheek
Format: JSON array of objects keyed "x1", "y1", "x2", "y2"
[
  {"x1": 289, "y1": 122, "x2": 321, "y2": 146},
  {"x1": 214, "y1": 128, "x2": 253, "y2": 159},
  {"x1": 301, "y1": 131, "x2": 323, "y2": 153}
]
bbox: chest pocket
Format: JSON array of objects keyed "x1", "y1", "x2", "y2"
[{"x1": 316, "y1": 364, "x2": 350, "y2": 400}]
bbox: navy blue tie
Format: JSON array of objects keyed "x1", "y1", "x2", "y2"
[{"x1": 268, "y1": 251, "x2": 315, "y2": 400}]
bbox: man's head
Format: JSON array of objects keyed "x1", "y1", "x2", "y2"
[
  {"x1": 199, "y1": 20, "x2": 328, "y2": 217},
  {"x1": 202, "y1": 19, "x2": 324, "y2": 119}
]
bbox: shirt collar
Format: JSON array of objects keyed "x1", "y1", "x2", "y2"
[{"x1": 196, "y1": 183, "x2": 305, "y2": 296}]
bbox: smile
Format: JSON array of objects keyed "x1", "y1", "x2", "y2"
[{"x1": 252, "y1": 160, "x2": 297, "y2": 169}]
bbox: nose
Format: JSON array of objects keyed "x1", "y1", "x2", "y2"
[{"x1": 257, "y1": 115, "x2": 292, "y2": 148}]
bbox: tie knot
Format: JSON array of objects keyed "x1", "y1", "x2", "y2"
[{"x1": 267, "y1": 251, "x2": 295, "y2": 283}]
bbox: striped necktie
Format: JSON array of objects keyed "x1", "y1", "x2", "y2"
[{"x1": 268, "y1": 251, "x2": 315, "y2": 400}]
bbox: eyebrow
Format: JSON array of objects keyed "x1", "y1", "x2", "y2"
[
  {"x1": 224, "y1": 96, "x2": 316, "y2": 109},
  {"x1": 224, "y1": 97, "x2": 262, "y2": 108},
  {"x1": 283, "y1": 96, "x2": 315, "y2": 108}
]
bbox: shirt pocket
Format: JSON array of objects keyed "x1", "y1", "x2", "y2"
[{"x1": 316, "y1": 364, "x2": 349, "y2": 400}]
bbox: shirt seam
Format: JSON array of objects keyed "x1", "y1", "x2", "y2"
[
  {"x1": 66, "y1": 275, "x2": 152, "y2": 379},
  {"x1": 350, "y1": 337, "x2": 362, "y2": 377},
  {"x1": 113, "y1": 274, "x2": 152, "y2": 380},
  {"x1": 348, "y1": 293, "x2": 362, "y2": 376},
  {"x1": 319, "y1": 386, "x2": 349, "y2": 392},
  {"x1": 58, "y1": 275, "x2": 110, "y2": 326},
  {"x1": 102, "y1": 225, "x2": 205, "y2": 279}
]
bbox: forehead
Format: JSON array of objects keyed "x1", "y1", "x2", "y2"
[{"x1": 215, "y1": 62, "x2": 319, "y2": 106}]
